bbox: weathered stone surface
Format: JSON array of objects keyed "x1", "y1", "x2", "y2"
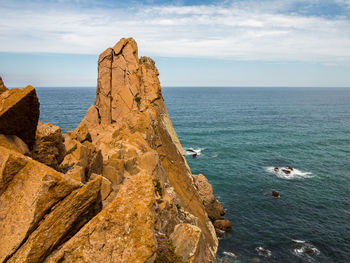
[
  {"x1": 68, "y1": 123, "x2": 92, "y2": 143},
  {"x1": 100, "y1": 176, "x2": 112, "y2": 200},
  {"x1": 0, "y1": 146, "x2": 80, "y2": 262},
  {"x1": 0, "y1": 134, "x2": 30, "y2": 155},
  {"x1": 170, "y1": 223, "x2": 206, "y2": 263},
  {"x1": 31, "y1": 121, "x2": 66, "y2": 169},
  {"x1": 45, "y1": 170, "x2": 156, "y2": 263},
  {"x1": 78, "y1": 37, "x2": 218, "y2": 262},
  {"x1": 8, "y1": 176, "x2": 102, "y2": 263},
  {"x1": 0, "y1": 76, "x2": 7, "y2": 94},
  {"x1": 65, "y1": 164, "x2": 85, "y2": 182},
  {"x1": 192, "y1": 173, "x2": 225, "y2": 221},
  {"x1": 0, "y1": 85, "x2": 39, "y2": 148}
]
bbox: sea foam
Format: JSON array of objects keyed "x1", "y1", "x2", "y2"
[{"x1": 266, "y1": 166, "x2": 314, "y2": 180}]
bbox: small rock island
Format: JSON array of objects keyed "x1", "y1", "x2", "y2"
[{"x1": 0, "y1": 38, "x2": 230, "y2": 262}]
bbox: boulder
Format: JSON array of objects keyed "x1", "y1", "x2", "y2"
[
  {"x1": 0, "y1": 76, "x2": 7, "y2": 94},
  {"x1": 31, "y1": 121, "x2": 66, "y2": 169},
  {"x1": 170, "y1": 223, "x2": 206, "y2": 263},
  {"x1": 0, "y1": 146, "x2": 80, "y2": 262},
  {"x1": 0, "y1": 85, "x2": 39, "y2": 148},
  {"x1": 213, "y1": 219, "x2": 232, "y2": 232},
  {"x1": 192, "y1": 173, "x2": 225, "y2": 221}
]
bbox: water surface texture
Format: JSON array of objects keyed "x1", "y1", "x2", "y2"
[{"x1": 37, "y1": 87, "x2": 350, "y2": 263}]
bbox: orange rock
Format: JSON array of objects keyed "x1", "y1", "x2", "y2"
[
  {"x1": 0, "y1": 146, "x2": 80, "y2": 262},
  {"x1": 0, "y1": 85, "x2": 39, "y2": 148},
  {"x1": 31, "y1": 121, "x2": 66, "y2": 169},
  {"x1": 44, "y1": 170, "x2": 156, "y2": 263},
  {"x1": 0, "y1": 76, "x2": 7, "y2": 94},
  {"x1": 8, "y1": 176, "x2": 102, "y2": 263},
  {"x1": 0, "y1": 134, "x2": 30, "y2": 155},
  {"x1": 170, "y1": 223, "x2": 206, "y2": 263},
  {"x1": 77, "y1": 37, "x2": 218, "y2": 262},
  {"x1": 192, "y1": 173, "x2": 225, "y2": 221}
]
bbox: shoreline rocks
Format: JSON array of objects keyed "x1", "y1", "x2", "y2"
[{"x1": 0, "y1": 38, "x2": 227, "y2": 262}]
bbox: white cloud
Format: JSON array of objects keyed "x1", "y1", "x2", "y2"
[{"x1": 0, "y1": 0, "x2": 350, "y2": 62}]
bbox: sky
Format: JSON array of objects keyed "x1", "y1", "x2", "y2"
[{"x1": 0, "y1": 0, "x2": 350, "y2": 87}]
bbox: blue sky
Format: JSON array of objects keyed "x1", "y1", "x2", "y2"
[{"x1": 1, "y1": 0, "x2": 350, "y2": 87}]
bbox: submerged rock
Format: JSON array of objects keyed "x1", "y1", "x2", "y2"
[{"x1": 272, "y1": 190, "x2": 280, "y2": 198}]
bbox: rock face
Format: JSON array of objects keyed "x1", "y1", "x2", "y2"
[
  {"x1": 31, "y1": 121, "x2": 66, "y2": 169},
  {"x1": 77, "y1": 37, "x2": 218, "y2": 262},
  {"x1": 192, "y1": 173, "x2": 225, "y2": 221},
  {"x1": 0, "y1": 38, "x2": 225, "y2": 263},
  {"x1": 0, "y1": 85, "x2": 39, "y2": 148},
  {"x1": 0, "y1": 146, "x2": 81, "y2": 262}
]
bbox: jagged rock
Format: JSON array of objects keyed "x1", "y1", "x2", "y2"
[
  {"x1": 100, "y1": 176, "x2": 112, "y2": 200},
  {"x1": 0, "y1": 76, "x2": 7, "y2": 94},
  {"x1": 62, "y1": 132, "x2": 102, "y2": 182},
  {"x1": 0, "y1": 134, "x2": 30, "y2": 155},
  {"x1": 170, "y1": 223, "x2": 205, "y2": 263},
  {"x1": 65, "y1": 164, "x2": 85, "y2": 182},
  {"x1": 78, "y1": 37, "x2": 218, "y2": 262},
  {"x1": 44, "y1": 170, "x2": 157, "y2": 263},
  {"x1": 31, "y1": 121, "x2": 66, "y2": 169},
  {"x1": 8, "y1": 176, "x2": 102, "y2": 263},
  {"x1": 68, "y1": 123, "x2": 92, "y2": 143},
  {"x1": 0, "y1": 85, "x2": 39, "y2": 148},
  {"x1": 192, "y1": 173, "x2": 225, "y2": 221},
  {"x1": 213, "y1": 219, "x2": 232, "y2": 232},
  {"x1": 0, "y1": 146, "x2": 80, "y2": 262}
]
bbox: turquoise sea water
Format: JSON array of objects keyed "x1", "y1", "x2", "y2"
[{"x1": 36, "y1": 87, "x2": 350, "y2": 263}]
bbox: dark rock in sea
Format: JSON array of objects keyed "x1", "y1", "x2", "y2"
[
  {"x1": 214, "y1": 219, "x2": 232, "y2": 231},
  {"x1": 304, "y1": 248, "x2": 316, "y2": 255},
  {"x1": 282, "y1": 169, "x2": 291, "y2": 174},
  {"x1": 215, "y1": 228, "x2": 225, "y2": 238},
  {"x1": 272, "y1": 190, "x2": 280, "y2": 198},
  {"x1": 251, "y1": 257, "x2": 260, "y2": 263}
]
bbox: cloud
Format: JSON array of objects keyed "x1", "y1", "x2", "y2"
[{"x1": 0, "y1": 0, "x2": 350, "y2": 62}]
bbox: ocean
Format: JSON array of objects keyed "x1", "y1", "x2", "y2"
[{"x1": 36, "y1": 86, "x2": 350, "y2": 263}]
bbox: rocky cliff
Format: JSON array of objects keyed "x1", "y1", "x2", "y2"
[{"x1": 0, "y1": 38, "x2": 230, "y2": 263}]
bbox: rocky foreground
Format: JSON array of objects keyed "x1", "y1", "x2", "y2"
[{"x1": 0, "y1": 38, "x2": 231, "y2": 263}]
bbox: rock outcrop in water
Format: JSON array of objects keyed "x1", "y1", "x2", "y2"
[{"x1": 0, "y1": 38, "x2": 229, "y2": 262}]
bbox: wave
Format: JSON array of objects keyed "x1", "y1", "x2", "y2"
[
  {"x1": 184, "y1": 147, "x2": 203, "y2": 156},
  {"x1": 255, "y1": 246, "x2": 272, "y2": 257},
  {"x1": 292, "y1": 240, "x2": 320, "y2": 258},
  {"x1": 266, "y1": 166, "x2": 314, "y2": 180},
  {"x1": 223, "y1": 251, "x2": 238, "y2": 259}
]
